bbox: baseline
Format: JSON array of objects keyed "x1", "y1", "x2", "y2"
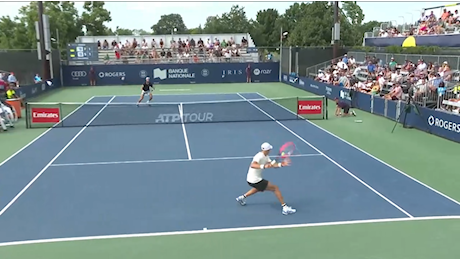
[
  {"x1": 0, "y1": 215, "x2": 458, "y2": 248},
  {"x1": 236, "y1": 93, "x2": 413, "y2": 218},
  {"x1": 0, "y1": 96, "x2": 116, "y2": 217}
]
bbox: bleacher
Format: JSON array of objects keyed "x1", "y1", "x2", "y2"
[
  {"x1": 74, "y1": 33, "x2": 259, "y2": 65},
  {"x1": 363, "y1": 3, "x2": 460, "y2": 41}
]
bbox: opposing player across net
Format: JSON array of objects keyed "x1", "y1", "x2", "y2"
[{"x1": 24, "y1": 96, "x2": 329, "y2": 128}]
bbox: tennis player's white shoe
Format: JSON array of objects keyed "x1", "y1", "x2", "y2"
[
  {"x1": 236, "y1": 195, "x2": 246, "y2": 206},
  {"x1": 282, "y1": 205, "x2": 296, "y2": 215}
]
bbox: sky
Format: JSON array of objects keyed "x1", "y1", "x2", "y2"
[{"x1": 0, "y1": 1, "x2": 457, "y2": 32}]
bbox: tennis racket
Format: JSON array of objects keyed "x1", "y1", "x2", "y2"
[{"x1": 271, "y1": 142, "x2": 296, "y2": 167}]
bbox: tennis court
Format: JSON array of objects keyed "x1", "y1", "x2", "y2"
[{"x1": 1, "y1": 90, "x2": 460, "y2": 257}]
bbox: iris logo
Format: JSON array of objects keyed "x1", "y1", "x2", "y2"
[{"x1": 221, "y1": 69, "x2": 243, "y2": 78}]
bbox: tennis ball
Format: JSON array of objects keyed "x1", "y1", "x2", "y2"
[{"x1": 281, "y1": 152, "x2": 285, "y2": 156}]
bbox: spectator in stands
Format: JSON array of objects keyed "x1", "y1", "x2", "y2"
[
  {"x1": 348, "y1": 55, "x2": 356, "y2": 67},
  {"x1": 0, "y1": 75, "x2": 7, "y2": 98},
  {"x1": 159, "y1": 39, "x2": 164, "y2": 49},
  {"x1": 337, "y1": 58, "x2": 348, "y2": 71},
  {"x1": 385, "y1": 83, "x2": 403, "y2": 100},
  {"x1": 388, "y1": 57, "x2": 397, "y2": 71},
  {"x1": 241, "y1": 37, "x2": 248, "y2": 47},
  {"x1": 190, "y1": 38, "x2": 196, "y2": 50},
  {"x1": 34, "y1": 74, "x2": 42, "y2": 83},
  {"x1": 102, "y1": 40, "x2": 109, "y2": 50},
  {"x1": 7, "y1": 72, "x2": 18, "y2": 88},
  {"x1": 439, "y1": 61, "x2": 452, "y2": 81}
]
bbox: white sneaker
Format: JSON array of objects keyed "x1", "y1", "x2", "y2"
[
  {"x1": 282, "y1": 205, "x2": 296, "y2": 215},
  {"x1": 236, "y1": 195, "x2": 246, "y2": 206},
  {"x1": 352, "y1": 110, "x2": 357, "y2": 116}
]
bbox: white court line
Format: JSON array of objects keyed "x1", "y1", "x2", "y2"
[
  {"x1": 256, "y1": 92, "x2": 460, "y2": 207},
  {"x1": 178, "y1": 103, "x2": 192, "y2": 160},
  {"x1": 0, "y1": 215, "x2": 459, "y2": 248},
  {"x1": 49, "y1": 154, "x2": 323, "y2": 167},
  {"x1": 237, "y1": 93, "x2": 413, "y2": 218},
  {"x1": 0, "y1": 96, "x2": 96, "y2": 169},
  {"x1": 0, "y1": 96, "x2": 116, "y2": 217}
]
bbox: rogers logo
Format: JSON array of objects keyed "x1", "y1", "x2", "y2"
[
  {"x1": 32, "y1": 112, "x2": 59, "y2": 118},
  {"x1": 299, "y1": 105, "x2": 322, "y2": 110}
]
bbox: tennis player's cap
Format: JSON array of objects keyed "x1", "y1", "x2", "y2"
[
  {"x1": 146, "y1": 77, "x2": 150, "y2": 80},
  {"x1": 261, "y1": 142, "x2": 273, "y2": 151}
]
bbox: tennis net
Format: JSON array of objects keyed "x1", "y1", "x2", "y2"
[{"x1": 25, "y1": 96, "x2": 328, "y2": 128}]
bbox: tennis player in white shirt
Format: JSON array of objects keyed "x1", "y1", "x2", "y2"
[{"x1": 236, "y1": 142, "x2": 296, "y2": 215}]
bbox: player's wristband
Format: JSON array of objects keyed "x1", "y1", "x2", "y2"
[
  {"x1": 278, "y1": 163, "x2": 282, "y2": 167},
  {"x1": 260, "y1": 165, "x2": 264, "y2": 169}
]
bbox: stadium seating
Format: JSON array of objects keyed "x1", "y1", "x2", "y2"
[{"x1": 75, "y1": 33, "x2": 259, "y2": 64}]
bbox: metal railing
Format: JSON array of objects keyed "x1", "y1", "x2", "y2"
[
  {"x1": 65, "y1": 56, "x2": 257, "y2": 65},
  {"x1": 304, "y1": 55, "x2": 346, "y2": 78}
]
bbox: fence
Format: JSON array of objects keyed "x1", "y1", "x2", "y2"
[
  {"x1": 280, "y1": 47, "x2": 348, "y2": 77},
  {"x1": 0, "y1": 49, "x2": 61, "y2": 85}
]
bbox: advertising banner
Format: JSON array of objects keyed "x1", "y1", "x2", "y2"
[
  {"x1": 15, "y1": 79, "x2": 61, "y2": 100},
  {"x1": 62, "y1": 62, "x2": 279, "y2": 86}
]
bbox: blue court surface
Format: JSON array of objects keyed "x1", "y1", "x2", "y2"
[{"x1": 1, "y1": 92, "x2": 460, "y2": 244}]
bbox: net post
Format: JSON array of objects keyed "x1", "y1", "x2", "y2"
[
  {"x1": 325, "y1": 96, "x2": 328, "y2": 120},
  {"x1": 59, "y1": 103, "x2": 63, "y2": 127},
  {"x1": 296, "y1": 97, "x2": 299, "y2": 118},
  {"x1": 25, "y1": 102, "x2": 30, "y2": 129}
]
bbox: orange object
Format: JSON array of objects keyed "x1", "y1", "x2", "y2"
[{"x1": 5, "y1": 98, "x2": 22, "y2": 118}]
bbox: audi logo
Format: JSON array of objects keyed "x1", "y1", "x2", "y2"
[{"x1": 71, "y1": 71, "x2": 87, "y2": 77}]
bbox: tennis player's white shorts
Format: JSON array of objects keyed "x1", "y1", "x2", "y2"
[{"x1": 142, "y1": 90, "x2": 152, "y2": 95}]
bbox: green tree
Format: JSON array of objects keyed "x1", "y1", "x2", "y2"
[
  {"x1": 81, "y1": 1, "x2": 112, "y2": 36},
  {"x1": 251, "y1": 8, "x2": 280, "y2": 46},
  {"x1": 0, "y1": 16, "x2": 30, "y2": 49},
  {"x1": 342, "y1": 1, "x2": 365, "y2": 26},
  {"x1": 204, "y1": 5, "x2": 253, "y2": 34},
  {"x1": 114, "y1": 26, "x2": 133, "y2": 36},
  {"x1": 2, "y1": 1, "x2": 83, "y2": 50},
  {"x1": 151, "y1": 14, "x2": 187, "y2": 35},
  {"x1": 189, "y1": 25, "x2": 204, "y2": 34},
  {"x1": 135, "y1": 29, "x2": 151, "y2": 35}
]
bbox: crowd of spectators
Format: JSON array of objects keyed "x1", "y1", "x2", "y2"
[
  {"x1": 0, "y1": 71, "x2": 20, "y2": 132},
  {"x1": 314, "y1": 54, "x2": 460, "y2": 114},
  {"x1": 97, "y1": 36, "x2": 248, "y2": 64},
  {"x1": 377, "y1": 8, "x2": 460, "y2": 37}
]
